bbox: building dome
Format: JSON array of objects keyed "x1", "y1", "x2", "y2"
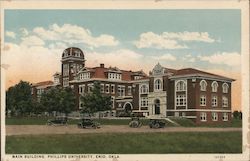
[{"x1": 61, "y1": 47, "x2": 85, "y2": 60}]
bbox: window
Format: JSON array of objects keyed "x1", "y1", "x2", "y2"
[
  {"x1": 88, "y1": 84, "x2": 93, "y2": 93},
  {"x1": 212, "y1": 112, "x2": 218, "y2": 121},
  {"x1": 118, "y1": 86, "x2": 125, "y2": 97},
  {"x1": 108, "y1": 73, "x2": 121, "y2": 80},
  {"x1": 140, "y1": 84, "x2": 149, "y2": 94},
  {"x1": 200, "y1": 95, "x2": 206, "y2": 106},
  {"x1": 63, "y1": 78, "x2": 69, "y2": 87},
  {"x1": 222, "y1": 113, "x2": 228, "y2": 121},
  {"x1": 111, "y1": 97, "x2": 115, "y2": 109},
  {"x1": 176, "y1": 80, "x2": 187, "y2": 91},
  {"x1": 211, "y1": 95, "x2": 217, "y2": 107},
  {"x1": 111, "y1": 84, "x2": 115, "y2": 94},
  {"x1": 128, "y1": 86, "x2": 132, "y2": 95},
  {"x1": 200, "y1": 80, "x2": 207, "y2": 91},
  {"x1": 79, "y1": 85, "x2": 85, "y2": 95},
  {"x1": 79, "y1": 72, "x2": 90, "y2": 80},
  {"x1": 37, "y1": 88, "x2": 44, "y2": 95},
  {"x1": 176, "y1": 94, "x2": 186, "y2": 106},
  {"x1": 63, "y1": 64, "x2": 69, "y2": 76},
  {"x1": 200, "y1": 112, "x2": 207, "y2": 121},
  {"x1": 154, "y1": 79, "x2": 162, "y2": 91},
  {"x1": 141, "y1": 97, "x2": 148, "y2": 107},
  {"x1": 211, "y1": 81, "x2": 218, "y2": 92},
  {"x1": 222, "y1": 96, "x2": 228, "y2": 107},
  {"x1": 134, "y1": 76, "x2": 142, "y2": 80},
  {"x1": 101, "y1": 84, "x2": 104, "y2": 93},
  {"x1": 222, "y1": 83, "x2": 229, "y2": 93},
  {"x1": 106, "y1": 84, "x2": 110, "y2": 93}
]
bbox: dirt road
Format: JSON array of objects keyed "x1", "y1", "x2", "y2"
[{"x1": 5, "y1": 125, "x2": 242, "y2": 136}]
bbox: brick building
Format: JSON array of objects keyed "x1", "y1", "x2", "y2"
[{"x1": 32, "y1": 47, "x2": 234, "y2": 124}]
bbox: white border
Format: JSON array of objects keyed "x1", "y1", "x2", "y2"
[{"x1": 0, "y1": 1, "x2": 249, "y2": 161}]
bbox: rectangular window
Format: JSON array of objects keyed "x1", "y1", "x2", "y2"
[
  {"x1": 211, "y1": 112, "x2": 218, "y2": 121},
  {"x1": 118, "y1": 85, "x2": 125, "y2": 97},
  {"x1": 63, "y1": 64, "x2": 69, "y2": 76},
  {"x1": 111, "y1": 84, "x2": 115, "y2": 94},
  {"x1": 79, "y1": 85, "x2": 85, "y2": 95},
  {"x1": 140, "y1": 97, "x2": 148, "y2": 107},
  {"x1": 128, "y1": 86, "x2": 132, "y2": 95},
  {"x1": 200, "y1": 112, "x2": 207, "y2": 121},
  {"x1": 176, "y1": 94, "x2": 186, "y2": 106},
  {"x1": 106, "y1": 84, "x2": 110, "y2": 93},
  {"x1": 200, "y1": 95, "x2": 206, "y2": 106},
  {"x1": 63, "y1": 78, "x2": 69, "y2": 87},
  {"x1": 88, "y1": 84, "x2": 93, "y2": 93},
  {"x1": 222, "y1": 113, "x2": 228, "y2": 121},
  {"x1": 101, "y1": 84, "x2": 104, "y2": 93},
  {"x1": 212, "y1": 95, "x2": 217, "y2": 107},
  {"x1": 222, "y1": 97, "x2": 228, "y2": 107},
  {"x1": 111, "y1": 97, "x2": 115, "y2": 109}
]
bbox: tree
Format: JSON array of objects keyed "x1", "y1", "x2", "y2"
[
  {"x1": 80, "y1": 81, "x2": 112, "y2": 118},
  {"x1": 6, "y1": 80, "x2": 33, "y2": 116},
  {"x1": 40, "y1": 87, "x2": 76, "y2": 116}
]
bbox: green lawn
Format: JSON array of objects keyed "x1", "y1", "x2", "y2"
[
  {"x1": 5, "y1": 117, "x2": 242, "y2": 127},
  {"x1": 6, "y1": 132, "x2": 242, "y2": 154}
]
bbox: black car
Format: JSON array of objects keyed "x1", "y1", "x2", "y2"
[
  {"x1": 129, "y1": 117, "x2": 142, "y2": 128},
  {"x1": 47, "y1": 116, "x2": 68, "y2": 126},
  {"x1": 149, "y1": 119, "x2": 166, "y2": 128},
  {"x1": 77, "y1": 118, "x2": 100, "y2": 129}
]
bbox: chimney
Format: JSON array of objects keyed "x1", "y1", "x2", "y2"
[{"x1": 100, "y1": 63, "x2": 104, "y2": 68}]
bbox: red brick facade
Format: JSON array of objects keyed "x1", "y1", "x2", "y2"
[{"x1": 32, "y1": 47, "x2": 234, "y2": 124}]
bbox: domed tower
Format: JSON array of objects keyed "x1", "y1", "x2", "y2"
[{"x1": 61, "y1": 47, "x2": 85, "y2": 87}]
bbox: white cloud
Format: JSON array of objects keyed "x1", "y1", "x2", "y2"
[
  {"x1": 198, "y1": 52, "x2": 241, "y2": 67},
  {"x1": 134, "y1": 32, "x2": 187, "y2": 49},
  {"x1": 2, "y1": 42, "x2": 63, "y2": 88},
  {"x1": 20, "y1": 28, "x2": 29, "y2": 36},
  {"x1": 6, "y1": 31, "x2": 16, "y2": 39},
  {"x1": 162, "y1": 31, "x2": 215, "y2": 43},
  {"x1": 182, "y1": 54, "x2": 196, "y2": 62},
  {"x1": 134, "y1": 31, "x2": 216, "y2": 49},
  {"x1": 20, "y1": 35, "x2": 45, "y2": 46},
  {"x1": 33, "y1": 23, "x2": 119, "y2": 48},
  {"x1": 151, "y1": 54, "x2": 176, "y2": 61}
]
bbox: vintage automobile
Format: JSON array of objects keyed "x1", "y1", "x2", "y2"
[
  {"x1": 77, "y1": 118, "x2": 101, "y2": 129},
  {"x1": 129, "y1": 117, "x2": 142, "y2": 128},
  {"x1": 149, "y1": 118, "x2": 166, "y2": 128},
  {"x1": 47, "y1": 116, "x2": 68, "y2": 126}
]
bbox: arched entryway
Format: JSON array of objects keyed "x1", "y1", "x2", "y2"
[
  {"x1": 123, "y1": 102, "x2": 133, "y2": 113},
  {"x1": 154, "y1": 99, "x2": 160, "y2": 114}
]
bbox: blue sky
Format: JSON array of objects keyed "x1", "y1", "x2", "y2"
[{"x1": 3, "y1": 9, "x2": 241, "y2": 85}]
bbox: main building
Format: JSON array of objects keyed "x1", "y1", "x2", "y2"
[{"x1": 32, "y1": 47, "x2": 234, "y2": 124}]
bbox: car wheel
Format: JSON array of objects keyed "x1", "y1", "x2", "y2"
[{"x1": 154, "y1": 123, "x2": 160, "y2": 128}]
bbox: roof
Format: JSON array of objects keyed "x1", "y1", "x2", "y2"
[
  {"x1": 172, "y1": 68, "x2": 235, "y2": 81},
  {"x1": 79, "y1": 65, "x2": 147, "y2": 81},
  {"x1": 33, "y1": 81, "x2": 54, "y2": 87}
]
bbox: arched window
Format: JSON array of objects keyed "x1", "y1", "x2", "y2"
[
  {"x1": 222, "y1": 83, "x2": 229, "y2": 93},
  {"x1": 211, "y1": 81, "x2": 218, "y2": 92},
  {"x1": 154, "y1": 79, "x2": 162, "y2": 91},
  {"x1": 200, "y1": 80, "x2": 207, "y2": 91},
  {"x1": 140, "y1": 84, "x2": 149, "y2": 94},
  {"x1": 176, "y1": 80, "x2": 187, "y2": 91}
]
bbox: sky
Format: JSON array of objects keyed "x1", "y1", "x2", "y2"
[{"x1": 2, "y1": 9, "x2": 241, "y2": 111}]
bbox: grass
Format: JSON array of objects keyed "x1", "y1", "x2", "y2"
[
  {"x1": 6, "y1": 132, "x2": 242, "y2": 154},
  {"x1": 5, "y1": 117, "x2": 242, "y2": 127}
]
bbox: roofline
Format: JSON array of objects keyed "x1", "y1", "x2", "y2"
[{"x1": 170, "y1": 74, "x2": 235, "y2": 82}]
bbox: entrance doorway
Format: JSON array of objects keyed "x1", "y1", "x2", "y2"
[{"x1": 154, "y1": 99, "x2": 160, "y2": 114}]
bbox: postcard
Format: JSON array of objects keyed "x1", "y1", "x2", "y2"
[{"x1": 1, "y1": 0, "x2": 249, "y2": 161}]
